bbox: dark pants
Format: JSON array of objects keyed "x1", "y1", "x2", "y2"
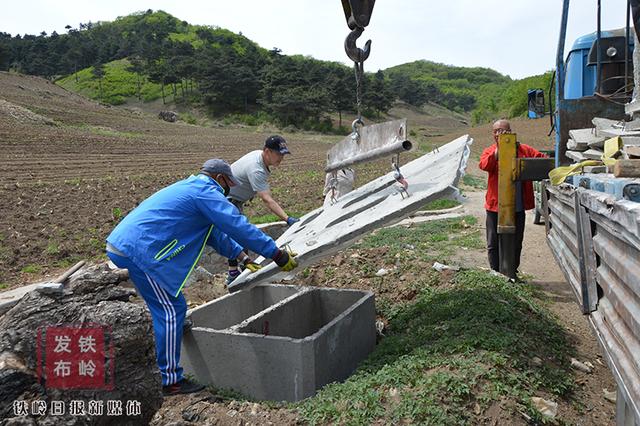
[{"x1": 485, "y1": 210, "x2": 526, "y2": 272}]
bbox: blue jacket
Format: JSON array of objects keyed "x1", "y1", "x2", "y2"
[{"x1": 107, "y1": 174, "x2": 279, "y2": 297}]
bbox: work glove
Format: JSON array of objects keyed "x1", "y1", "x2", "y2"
[
  {"x1": 272, "y1": 248, "x2": 298, "y2": 272},
  {"x1": 239, "y1": 255, "x2": 262, "y2": 273},
  {"x1": 286, "y1": 216, "x2": 300, "y2": 226}
]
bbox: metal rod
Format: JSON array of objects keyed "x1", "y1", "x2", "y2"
[
  {"x1": 555, "y1": 0, "x2": 570, "y2": 167},
  {"x1": 597, "y1": 0, "x2": 602, "y2": 93},
  {"x1": 498, "y1": 234, "x2": 517, "y2": 279},
  {"x1": 325, "y1": 140, "x2": 412, "y2": 173},
  {"x1": 627, "y1": 0, "x2": 631, "y2": 95}
]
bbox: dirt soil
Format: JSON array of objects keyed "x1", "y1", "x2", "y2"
[
  {"x1": 151, "y1": 190, "x2": 617, "y2": 425},
  {"x1": 0, "y1": 72, "x2": 617, "y2": 424},
  {"x1": 461, "y1": 192, "x2": 617, "y2": 425}
]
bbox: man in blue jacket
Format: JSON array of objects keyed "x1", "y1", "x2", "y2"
[{"x1": 106, "y1": 158, "x2": 297, "y2": 395}]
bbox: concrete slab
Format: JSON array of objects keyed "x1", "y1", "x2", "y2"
[
  {"x1": 569, "y1": 128, "x2": 605, "y2": 148},
  {"x1": 326, "y1": 119, "x2": 410, "y2": 172},
  {"x1": 228, "y1": 134, "x2": 473, "y2": 292},
  {"x1": 582, "y1": 149, "x2": 604, "y2": 160},
  {"x1": 567, "y1": 138, "x2": 589, "y2": 151},
  {"x1": 182, "y1": 284, "x2": 376, "y2": 401},
  {"x1": 566, "y1": 150, "x2": 588, "y2": 163},
  {"x1": 188, "y1": 221, "x2": 288, "y2": 281},
  {"x1": 621, "y1": 136, "x2": 640, "y2": 146}
]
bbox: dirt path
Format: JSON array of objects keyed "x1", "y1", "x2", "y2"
[{"x1": 461, "y1": 191, "x2": 617, "y2": 424}]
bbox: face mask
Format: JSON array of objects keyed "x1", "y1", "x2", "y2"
[{"x1": 215, "y1": 175, "x2": 230, "y2": 196}]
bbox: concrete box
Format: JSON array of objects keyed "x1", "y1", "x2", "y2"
[{"x1": 181, "y1": 284, "x2": 376, "y2": 401}]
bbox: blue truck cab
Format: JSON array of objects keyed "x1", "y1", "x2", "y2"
[
  {"x1": 564, "y1": 28, "x2": 634, "y2": 100},
  {"x1": 555, "y1": 28, "x2": 634, "y2": 165}
]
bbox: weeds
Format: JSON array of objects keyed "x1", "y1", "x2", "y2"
[
  {"x1": 297, "y1": 215, "x2": 575, "y2": 425},
  {"x1": 422, "y1": 198, "x2": 461, "y2": 210},
  {"x1": 298, "y1": 269, "x2": 575, "y2": 425},
  {"x1": 250, "y1": 212, "x2": 306, "y2": 225},
  {"x1": 463, "y1": 174, "x2": 487, "y2": 190},
  {"x1": 112, "y1": 207, "x2": 123, "y2": 221},
  {"x1": 181, "y1": 112, "x2": 198, "y2": 125},
  {"x1": 356, "y1": 216, "x2": 480, "y2": 261},
  {"x1": 64, "y1": 177, "x2": 83, "y2": 186},
  {"x1": 21, "y1": 264, "x2": 41, "y2": 274},
  {"x1": 45, "y1": 240, "x2": 60, "y2": 256}
]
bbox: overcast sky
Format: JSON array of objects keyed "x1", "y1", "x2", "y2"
[{"x1": 1, "y1": 0, "x2": 632, "y2": 79}]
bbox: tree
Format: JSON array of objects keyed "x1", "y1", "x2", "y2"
[
  {"x1": 126, "y1": 55, "x2": 145, "y2": 100},
  {"x1": 389, "y1": 74, "x2": 430, "y2": 106},
  {"x1": 327, "y1": 64, "x2": 354, "y2": 128},
  {"x1": 91, "y1": 62, "x2": 106, "y2": 101},
  {"x1": 362, "y1": 70, "x2": 393, "y2": 116}
]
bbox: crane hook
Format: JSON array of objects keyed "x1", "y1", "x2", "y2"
[{"x1": 344, "y1": 27, "x2": 372, "y2": 63}]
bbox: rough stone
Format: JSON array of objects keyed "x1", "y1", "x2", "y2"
[
  {"x1": 158, "y1": 111, "x2": 178, "y2": 123},
  {"x1": 0, "y1": 263, "x2": 162, "y2": 424}
]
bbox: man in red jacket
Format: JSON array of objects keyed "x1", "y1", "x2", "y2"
[{"x1": 479, "y1": 120, "x2": 546, "y2": 273}]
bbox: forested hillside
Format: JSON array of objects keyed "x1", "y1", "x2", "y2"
[
  {"x1": 387, "y1": 61, "x2": 554, "y2": 123},
  {"x1": 0, "y1": 10, "x2": 551, "y2": 127}
]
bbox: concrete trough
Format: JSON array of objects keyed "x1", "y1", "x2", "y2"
[{"x1": 181, "y1": 284, "x2": 376, "y2": 402}]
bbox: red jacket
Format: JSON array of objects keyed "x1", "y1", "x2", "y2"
[{"x1": 478, "y1": 143, "x2": 546, "y2": 212}]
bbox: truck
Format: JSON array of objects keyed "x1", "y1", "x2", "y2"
[{"x1": 540, "y1": 1, "x2": 640, "y2": 423}]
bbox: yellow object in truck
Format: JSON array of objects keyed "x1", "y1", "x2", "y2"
[
  {"x1": 602, "y1": 136, "x2": 622, "y2": 166},
  {"x1": 548, "y1": 160, "x2": 601, "y2": 185}
]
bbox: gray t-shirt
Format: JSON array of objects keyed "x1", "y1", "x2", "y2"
[{"x1": 228, "y1": 150, "x2": 270, "y2": 203}]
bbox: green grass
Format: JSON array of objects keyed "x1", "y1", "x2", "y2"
[
  {"x1": 463, "y1": 174, "x2": 487, "y2": 190},
  {"x1": 64, "y1": 177, "x2": 84, "y2": 186},
  {"x1": 298, "y1": 270, "x2": 575, "y2": 424},
  {"x1": 53, "y1": 258, "x2": 75, "y2": 269},
  {"x1": 296, "y1": 216, "x2": 575, "y2": 424},
  {"x1": 180, "y1": 112, "x2": 198, "y2": 125},
  {"x1": 422, "y1": 198, "x2": 461, "y2": 210},
  {"x1": 112, "y1": 207, "x2": 123, "y2": 221},
  {"x1": 250, "y1": 212, "x2": 306, "y2": 225},
  {"x1": 356, "y1": 216, "x2": 482, "y2": 260},
  {"x1": 57, "y1": 58, "x2": 164, "y2": 104},
  {"x1": 21, "y1": 264, "x2": 41, "y2": 274},
  {"x1": 45, "y1": 241, "x2": 60, "y2": 256}
]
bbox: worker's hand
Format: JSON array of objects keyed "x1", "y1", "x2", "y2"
[
  {"x1": 242, "y1": 260, "x2": 262, "y2": 273},
  {"x1": 239, "y1": 254, "x2": 262, "y2": 273},
  {"x1": 286, "y1": 216, "x2": 300, "y2": 226},
  {"x1": 272, "y1": 249, "x2": 298, "y2": 272}
]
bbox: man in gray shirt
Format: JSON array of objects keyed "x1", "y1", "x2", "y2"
[{"x1": 226, "y1": 135, "x2": 300, "y2": 283}]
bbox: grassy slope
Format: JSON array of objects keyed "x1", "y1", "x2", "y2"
[
  {"x1": 296, "y1": 217, "x2": 575, "y2": 425},
  {"x1": 57, "y1": 58, "x2": 163, "y2": 104}
]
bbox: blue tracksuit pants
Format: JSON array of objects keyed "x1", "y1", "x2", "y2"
[{"x1": 107, "y1": 252, "x2": 186, "y2": 386}]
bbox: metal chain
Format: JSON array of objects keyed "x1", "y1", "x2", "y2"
[
  {"x1": 329, "y1": 171, "x2": 338, "y2": 204},
  {"x1": 354, "y1": 60, "x2": 364, "y2": 121}
]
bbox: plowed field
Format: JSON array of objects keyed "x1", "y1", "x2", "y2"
[
  {"x1": 0, "y1": 72, "x2": 344, "y2": 287},
  {"x1": 0, "y1": 72, "x2": 468, "y2": 287},
  {"x1": 0, "y1": 71, "x2": 551, "y2": 288}
]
